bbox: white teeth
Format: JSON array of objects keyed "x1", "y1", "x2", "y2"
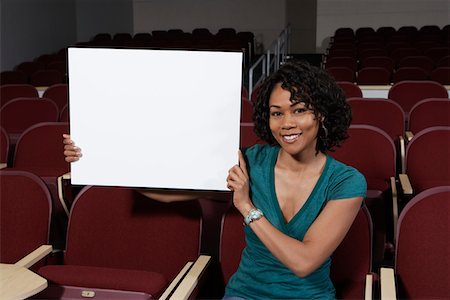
[{"x1": 284, "y1": 134, "x2": 298, "y2": 140}]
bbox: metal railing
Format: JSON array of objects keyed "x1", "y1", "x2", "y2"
[{"x1": 248, "y1": 25, "x2": 290, "y2": 101}]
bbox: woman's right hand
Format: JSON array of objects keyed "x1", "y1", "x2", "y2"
[{"x1": 63, "y1": 134, "x2": 82, "y2": 162}]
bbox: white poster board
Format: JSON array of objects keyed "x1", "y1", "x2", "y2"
[{"x1": 68, "y1": 47, "x2": 243, "y2": 191}]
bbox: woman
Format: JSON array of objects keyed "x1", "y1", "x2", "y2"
[{"x1": 64, "y1": 60, "x2": 366, "y2": 299}]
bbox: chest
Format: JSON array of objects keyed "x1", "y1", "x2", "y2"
[{"x1": 274, "y1": 168, "x2": 321, "y2": 223}]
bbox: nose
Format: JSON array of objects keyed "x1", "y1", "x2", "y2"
[{"x1": 281, "y1": 113, "x2": 296, "y2": 129}]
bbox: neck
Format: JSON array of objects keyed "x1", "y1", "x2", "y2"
[{"x1": 277, "y1": 148, "x2": 326, "y2": 173}]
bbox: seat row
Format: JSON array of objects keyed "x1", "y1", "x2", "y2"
[
  {"x1": 325, "y1": 56, "x2": 450, "y2": 85},
  {"x1": 0, "y1": 28, "x2": 256, "y2": 87},
  {"x1": 2, "y1": 142, "x2": 448, "y2": 299},
  {"x1": 331, "y1": 25, "x2": 450, "y2": 46}
]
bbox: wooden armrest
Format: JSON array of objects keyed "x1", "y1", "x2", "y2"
[
  {"x1": 399, "y1": 135, "x2": 406, "y2": 174},
  {"x1": 0, "y1": 163, "x2": 7, "y2": 169},
  {"x1": 380, "y1": 267, "x2": 397, "y2": 300},
  {"x1": 159, "y1": 261, "x2": 194, "y2": 300},
  {"x1": 160, "y1": 255, "x2": 211, "y2": 300},
  {"x1": 365, "y1": 273, "x2": 373, "y2": 300},
  {"x1": 405, "y1": 131, "x2": 414, "y2": 142},
  {"x1": 57, "y1": 172, "x2": 72, "y2": 216},
  {"x1": 398, "y1": 174, "x2": 413, "y2": 195},
  {"x1": 15, "y1": 245, "x2": 53, "y2": 269},
  {"x1": 390, "y1": 177, "x2": 399, "y2": 243}
]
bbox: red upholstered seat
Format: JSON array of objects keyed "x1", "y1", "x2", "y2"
[
  {"x1": 405, "y1": 126, "x2": 450, "y2": 193},
  {"x1": 42, "y1": 83, "x2": 68, "y2": 111},
  {"x1": 0, "y1": 84, "x2": 38, "y2": 107},
  {"x1": 0, "y1": 127, "x2": 9, "y2": 165},
  {"x1": 12, "y1": 122, "x2": 70, "y2": 247},
  {"x1": 330, "y1": 125, "x2": 396, "y2": 270},
  {"x1": 38, "y1": 186, "x2": 202, "y2": 299},
  {"x1": 240, "y1": 122, "x2": 265, "y2": 148},
  {"x1": 394, "y1": 186, "x2": 450, "y2": 299},
  {"x1": 326, "y1": 67, "x2": 355, "y2": 82},
  {"x1": 0, "y1": 98, "x2": 59, "y2": 146},
  {"x1": 387, "y1": 80, "x2": 448, "y2": 124},
  {"x1": 357, "y1": 67, "x2": 391, "y2": 85},
  {"x1": 348, "y1": 98, "x2": 405, "y2": 143},
  {"x1": 408, "y1": 98, "x2": 450, "y2": 134},
  {"x1": 330, "y1": 206, "x2": 373, "y2": 299},
  {"x1": 336, "y1": 81, "x2": 363, "y2": 98},
  {"x1": 39, "y1": 265, "x2": 167, "y2": 296},
  {"x1": 0, "y1": 170, "x2": 52, "y2": 271}
]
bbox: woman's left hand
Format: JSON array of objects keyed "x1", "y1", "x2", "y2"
[{"x1": 227, "y1": 150, "x2": 254, "y2": 216}]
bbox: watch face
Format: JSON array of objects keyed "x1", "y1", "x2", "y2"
[{"x1": 246, "y1": 209, "x2": 263, "y2": 225}]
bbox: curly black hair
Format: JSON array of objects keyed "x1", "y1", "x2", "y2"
[{"x1": 253, "y1": 60, "x2": 351, "y2": 153}]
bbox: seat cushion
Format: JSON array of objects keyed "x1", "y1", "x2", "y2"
[{"x1": 38, "y1": 265, "x2": 168, "y2": 297}]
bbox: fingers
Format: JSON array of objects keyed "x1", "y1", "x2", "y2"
[
  {"x1": 62, "y1": 134, "x2": 82, "y2": 162},
  {"x1": 226, "y1": 165, "x2": 248, "y2": 191},
  {"x1": 62, "y1": 134, "x2": 73, "y2": 145},
  {"x1": 238, "y1": 150, "x2": 248, "y2": 177}
]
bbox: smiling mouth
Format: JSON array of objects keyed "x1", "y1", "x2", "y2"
[{"x1": 282, "y1": 133, "x2": 302, "y2": 143}]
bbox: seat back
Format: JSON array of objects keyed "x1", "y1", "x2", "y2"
[
  {"x1": 30, "y1": 70, "x2": 64, "y2": 87},
  {"x1": 348, "y1": 98, "x2": 405, "y2": 142},
  {"x1": 0, "y1": 84, "x2": 38, "y2": 107},
  {"x1": 336, "y1": 81, "x2": 363, "y2": 98},
  {"x1": 0, "y1": 98, "x2": 59, "y2": 137},
  {"x1": 330, "y1": 125, "x2": 396, "y2": 191},
  {"x1": 65, "y1": 186, "x2": 202, "y2": 281},
  {"x1": 326, "y1": 67, "x2": 355, "y2": 82},
  {"x1": 13, "y1": 122, "x2": 69, "y2": 175},
  {"x1": 325, "y1": 57, "x2": 357, "y2": 72},
  {"x1": 397, "y1": 56, "x2": 434, "y2": 75},
  {"x1": 219, "y1": 207, "x2": 246, "y2": 284},
  {"x1": 330, "y1": 206, "x2": 373, "y2": 299},
  {"x1": 405, "y1": 126, "x2": 450, "y2": 193},
  {"x1": 0, "y1": 127, "x2": 9, "y2": 164},
  {"x1": 357, "y1": 67, "x2": 391, "y2": 85},
  {"x1": 240, "y1": 122, "x2": 265, "y2": 148},
  {"x1": 408, "y1": 98, "x2": 450, "y2": 134},
  {"x1": 431, "y1": 67, "x2": 450, "y2": 85},
  {"x1": 59, "y1": 104, "x2": 69, "y2": 122},
  {"x1": 0, "y1": 170, "x2": 52, "y2": 268},
  {"x1": 42, "y1": 83, "x2": 68, "y2": 111},
  {"x1": 0, "y1": 70, "x2": 28, "y2": 84},
  {"x1": 15, "y1": 61, "x2": 45, "y2": 77},
  {"x1": 393, "y1": 67, "x2": 428, "y2": 83},
  {"x1": 240, "y1": 99, "x2": 253, "y2": 122},
  {"x1": 395, "y1": 186, "x2": 450, "y2": 299},
  {"x1": 387, "y1": 80, "x2": 448, "y2": 115}
]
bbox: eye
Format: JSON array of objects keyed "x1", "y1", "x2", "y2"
[
  {"x1": 293, "y1": 108, "x2": 307, "y2": 114},
  {"x1": 270, "y1": 111, "x2": 282, "y2": 117}
]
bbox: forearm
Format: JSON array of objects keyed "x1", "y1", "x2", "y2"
[
  {"x1": 249, "y1": 217, "x2": 316, "y2": 277},
  {"x1": 247, "y1": 197, "x2": 363, "y2": 278}
]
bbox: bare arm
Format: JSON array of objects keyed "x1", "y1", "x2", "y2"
[
  {"x1": 227, "y1": 151, "x2": 363, "y2": 278},
  {"x1": 248, "y1": 197, "x2": 362, "y2": 277}
]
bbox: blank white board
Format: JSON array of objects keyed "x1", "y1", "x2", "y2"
[{"x1": 68, "y1": 47, "x2": 243, "y2": 191}]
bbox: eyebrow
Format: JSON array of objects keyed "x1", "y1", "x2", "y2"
[{"x1": 269, "y1": 102, "x2": 304, "y2": 109}]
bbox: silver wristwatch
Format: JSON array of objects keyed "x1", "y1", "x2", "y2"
[{"x1": 244, "y1": 208, "x2": 264, "y2": 226}]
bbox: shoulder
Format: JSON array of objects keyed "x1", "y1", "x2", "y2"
[
  {"x1": 242, "y1": 144, "x2": 277, "y2": 165},
  {"x1": 326, "y1": 156, "x2": 367, "y2": 199}
]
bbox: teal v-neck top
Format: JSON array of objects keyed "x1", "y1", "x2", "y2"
[{"x1": 225, "y1": 144, "x2": 367, "y2": 300}]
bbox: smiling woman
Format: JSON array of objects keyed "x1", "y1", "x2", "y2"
[{"x1": 224, "y1": 60, "x2": 366, "y2": 299}]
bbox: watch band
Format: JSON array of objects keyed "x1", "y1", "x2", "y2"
[{"x1": 244, "y1": 208, "x2": 264, "y2": 226}]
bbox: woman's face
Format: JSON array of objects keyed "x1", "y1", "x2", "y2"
[{"x1": 268, "y1": 83, "x2": 320, "y2": 157}]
